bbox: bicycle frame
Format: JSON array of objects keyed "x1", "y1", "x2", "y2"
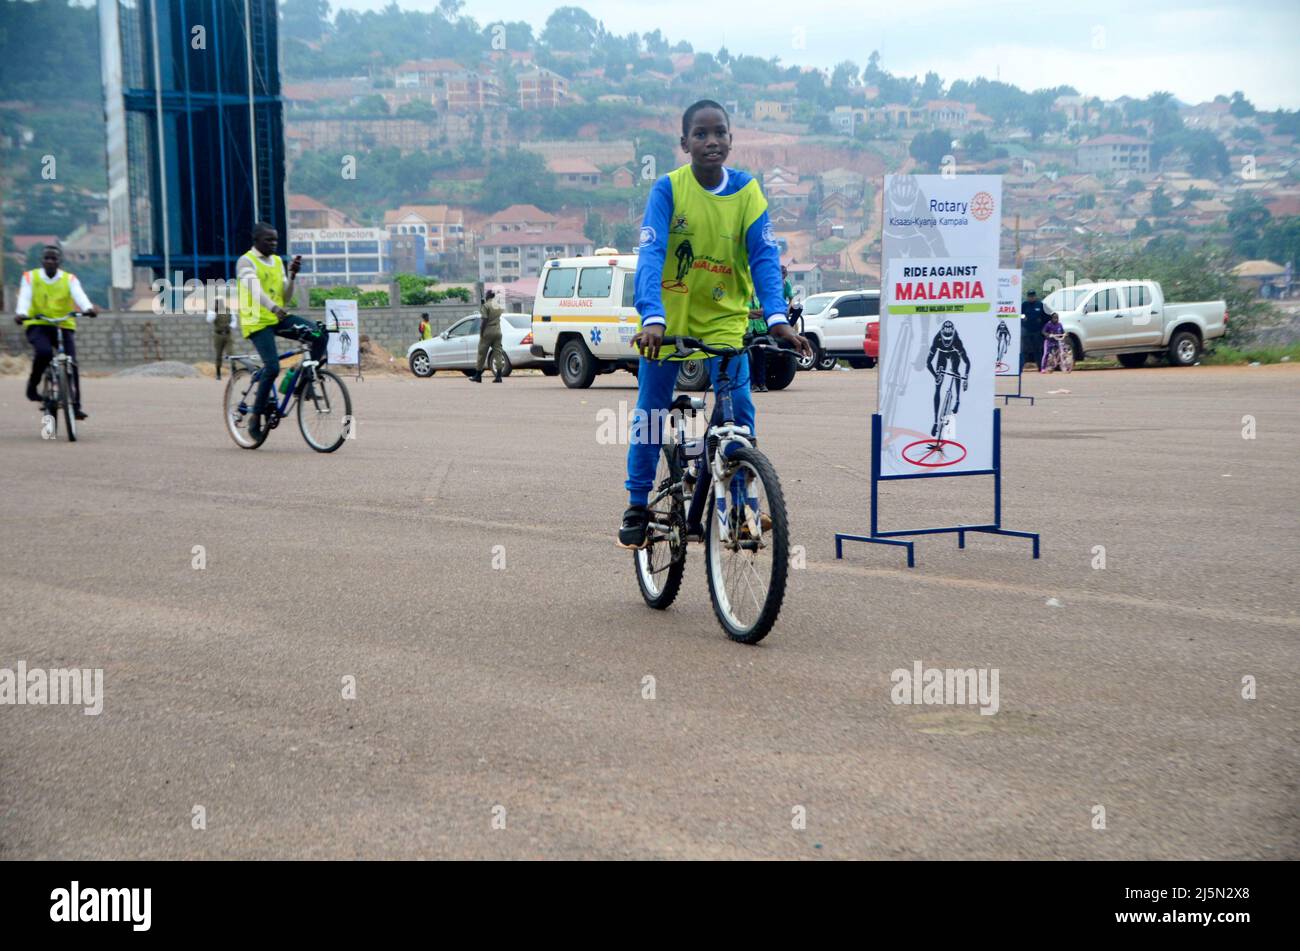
[
  {"x1": 660, "y1": 340, "x2": 767, "y2": 538},
  {"x1": 230, "y1": 346, "x2": 323, "y2": 420}
]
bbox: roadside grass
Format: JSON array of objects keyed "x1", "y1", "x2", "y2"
[{"x1": 1202, "y1": 342, "x2": 1300, "y2": 365}]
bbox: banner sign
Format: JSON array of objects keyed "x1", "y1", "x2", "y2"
[
  {"x1": 995, "y1": 269, "x2": 1022, "y2": 376},
  {"x1": 879, "y1": 174, "x2": 1002, "y2": 476},
  {"x1": 325, "y1": 299, "x2": 359, "y2": 365}
]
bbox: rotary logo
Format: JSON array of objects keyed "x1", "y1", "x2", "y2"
[{"x1": 971, "y1": 191, "x2": 995, "y2": 221}]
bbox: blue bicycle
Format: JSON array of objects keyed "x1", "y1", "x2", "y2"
[
  {"x1": 223, "y1": 322, "x2": 352, "y2": 452},
  {"x1": 633, "y1": 335, "x2": 791, "y2": 644}
]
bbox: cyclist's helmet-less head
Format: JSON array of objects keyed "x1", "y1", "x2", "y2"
[{"x1": 939, "y1": 320, "x2": 956, "y2": 345}]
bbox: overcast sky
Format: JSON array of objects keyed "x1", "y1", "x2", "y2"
[{"x1": 331, "y1": 0, "x2": 1300, "y2": 110}]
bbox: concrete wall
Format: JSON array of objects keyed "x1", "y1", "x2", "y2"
[{"x1": 0, "y1": 300, "x2": 503, "y2": 368}]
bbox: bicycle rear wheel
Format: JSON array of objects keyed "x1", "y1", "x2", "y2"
[
  {"x1": 224, "y1": 366, "x2": 268, "y2": 449},
  {"x1": 635, "y1": 447, "x2": 687, "y2": 609},
  {"x1": 704, "y1": 445, "x2": 789, "y2": 644},
  {"x1": 57, "y1": 363, "x2": 76, "y2": 442},
  {"x1": 297, "y1": 368, "x2": 352, "y2": 452}
]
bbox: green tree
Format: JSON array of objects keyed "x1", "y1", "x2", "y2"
[
  {"x1": 831, "y1": 61, "x2": 860, "y2": 90},
  {"x1": 908, "y1": 129, "x2": 952, "y2": 172},
  {"x1": 1150, "y1": 187, "x2": 1173, "y2": 217},
  {"x1": 479, "y1": 149, "x2": 557, "y2": 211},
  {"x1": 1228, "y1": 91, "x2": 1255, "y2": 119},
  {"x1": 541, "y1": 7, "x2": 602, "y2": 53},
  {"x1": 281, "y1": 0, "x2": 332, "y2": 43}
]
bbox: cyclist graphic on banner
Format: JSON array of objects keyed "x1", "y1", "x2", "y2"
[
  {"x1": 926, "y1": 320, "x2": 970, "y2": 440},
  {"x1": 881, "y1": 257, "x2": 996, "y2": 474}
]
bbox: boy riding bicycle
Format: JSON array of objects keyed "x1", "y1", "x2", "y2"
[{"x1": 618, "y1": 99, "x2": 812, "y2": 549}]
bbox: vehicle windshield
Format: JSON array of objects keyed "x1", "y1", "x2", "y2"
[
  {"x1": 800, "y1": 293, "x2": 837, "y2": 316},
  {"x1": 1044, "y1": 288, "x2": 1092, "y2": 312}
]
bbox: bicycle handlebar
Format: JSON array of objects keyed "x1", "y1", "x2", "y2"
[{"x1": 672, "y1": 335, "x2": 789, "y2": 358}]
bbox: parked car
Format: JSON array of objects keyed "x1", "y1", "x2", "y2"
[
  {"x1": 795, "y1": 289, "x2": 879, "y2": 370},
  {"x1": 1042, "y1": 281, "x2": 1227, "y2": 367},
  {"x1": 527, "y1": 249, "x2": 797, "y2": 391},
  {"x1": 407, "y1": 312, "x2": 556, "y2": 377}
]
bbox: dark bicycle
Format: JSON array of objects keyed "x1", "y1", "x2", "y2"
[
  {"x1": 634, "y1": 335, "x2": 791, "y2": 644},
  {"x1": 223, "y1": 320, "x2": 352, "y2": 452},
  {"x1": 23, "y1": 311, "x2": 92, "y2": 442}
]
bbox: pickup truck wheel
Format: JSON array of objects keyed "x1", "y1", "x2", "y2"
[
  {"x1": 1168, "y1": 331, "x2": 1200, "y2": 366},
  {"x1": 559, "y1": 339, "x2": 597, "y2": 388},
  {"x1": 1117, "y1": 353, "x2": 1147, "y2": 368},
  {"x1": 675, "y1": 358, "x2": 709, "y2": 391},
  {"x1": 815, "y1": 348, "x2": 838, "y2": 371},
  {"x1": 765, "y1": 352, "x2": 798, "y2": 390}
]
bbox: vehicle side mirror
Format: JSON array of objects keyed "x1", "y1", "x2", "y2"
[
  {"x1": 827, "y1": 308, "x2": 839, "y2": 318},
  {"x1": 440, "y1": 330, "x2": 450, "y2": 339}
]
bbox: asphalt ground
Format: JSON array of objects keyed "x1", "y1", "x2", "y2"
[{"x1": 1, "y1": 362, "x2": 1296, "y2": 859}]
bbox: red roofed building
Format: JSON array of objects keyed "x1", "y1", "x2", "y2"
[
  {"x1": 484, "y1": 204, "x2": 560, "y2": 236},
  {"x1": 288, "y1": 194, "x2": 353, "y2": 231},
  {"x1": 547, "y1": 157, "x2": 602, "y2": 188}
]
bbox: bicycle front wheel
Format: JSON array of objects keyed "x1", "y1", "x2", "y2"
[
  {"x1": 635, "y1": 446, "x2": 687, "y2": 610},
  {"x1": 704, "y1": 445, "x2": 789, "y2": 644},
  {"x1": 57, "y1": 363, "x2": 76, "y2": 442},
  {"x1": 297, "y1": 368, "x2": 352, "y2": 452},
  {"x1": 224, "y1": 366, "x2": 267, "y2": 449}
]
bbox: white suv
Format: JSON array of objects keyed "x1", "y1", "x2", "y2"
[
  {"x1": 795, "y1": 289, "x2": 880, "y2": 371},
  {"x1": 528, "y1": 249, "x2": 799, "y2": 390}
]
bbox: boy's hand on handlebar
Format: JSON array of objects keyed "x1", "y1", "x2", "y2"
[
  {"x1": 769, "y1": 322, "x2": 813, "y2": 359},
  {"x1": 632, "y1": 324, "x2": 664, "y2": 360}
]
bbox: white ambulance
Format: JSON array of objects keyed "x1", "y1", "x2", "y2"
[{"x1": 527, "y1": 248, "x2": 796, "y2": 390}]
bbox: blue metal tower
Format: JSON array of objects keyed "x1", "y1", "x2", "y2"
[{"x1": 99, "y1": 0, "x2": 286, "y2": 292}]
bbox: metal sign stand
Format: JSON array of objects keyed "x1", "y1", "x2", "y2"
[
  {"x1": 999, "y1": 358, "x2": 1034, "y2": 405},
  {"x1": 835, "y1": 409, "x2": 1040, "y2": 568}
]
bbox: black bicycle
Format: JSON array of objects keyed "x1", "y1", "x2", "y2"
[
  {"x1": 22, "y1": 312, "x2": 92, "y2": 442},
  {"x1": 223, "y1": 321, "x2": 352, "y2": 452},
  {"x1": 634, "y1": 335, "x2": 791, "y2": 644}
]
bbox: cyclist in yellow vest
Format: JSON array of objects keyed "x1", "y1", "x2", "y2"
[
  {"x1": 618, "y1": 100, "x2": 812, "y2": 548},
  {"x1": 236, "y1": 222, "x2": 321, "y2": 439},
  {"x1": 14, "y1": 245, "x2": 97, "y2": 419}
]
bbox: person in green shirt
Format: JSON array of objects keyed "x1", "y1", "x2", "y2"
[
  {"x1": 418, "y1": 312, "x2": 432, "y2": 342},
  {"x1": 746, "y1": 294, "x2": 769, "y2": 392}
]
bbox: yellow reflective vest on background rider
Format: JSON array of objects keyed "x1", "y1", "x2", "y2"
[
  {"x1": 24, "y1": 270, "x2": 78, "y2": 330},
  {"x1": 237, "y1": 250, "x2": 286, "y2": 337}
]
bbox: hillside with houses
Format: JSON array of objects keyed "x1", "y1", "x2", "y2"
[{"x1": 2, "y1": 2, "x2": 1298, "y2": 313}]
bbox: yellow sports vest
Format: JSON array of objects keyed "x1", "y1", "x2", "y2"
[
  {"x1": 421, "y1": 322, "x2": 433, "y2": 340},
  {"x1": 25, "y1": 271, "x2": 78, "y2": 330},
  {"x1": 652, "y1": 164, "x2": 767, "y2": 359},
  {"x1": 238, "y1": 250, "x2": 285, "y2": 337}
]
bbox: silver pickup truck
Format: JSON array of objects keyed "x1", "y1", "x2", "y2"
[{"x1": 1042, "y1": 280, "x2": 1227, "y2": 367}]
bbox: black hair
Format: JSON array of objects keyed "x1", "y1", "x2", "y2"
[
  {"x1": 252, "y1": 221, "x2": 276, "y2": 239},
  {"x1": 43, "y1": 244, "x2": 61, "y2": 253},
  {"x1": 420, "y1": 312, "x2": 429, "y2": 318},
  {"x1": 682, "y1": 99, "x2": 729, "y2": 137}
]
